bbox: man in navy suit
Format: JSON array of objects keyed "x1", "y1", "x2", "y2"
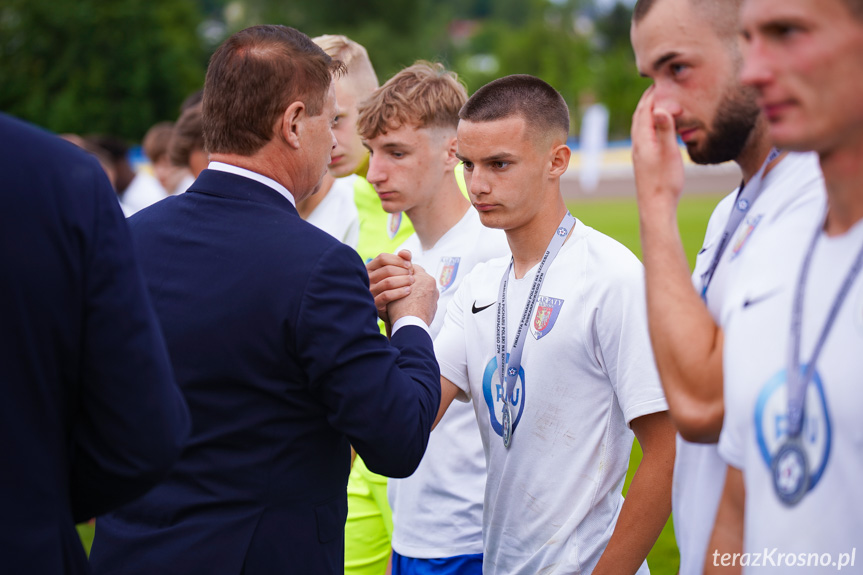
[
  {"x1": 0, "y1": 113, "x2": 191, "y2": 574},
  {"x1": 90, "y1": 25, "x2": 442, "y2": 575}
]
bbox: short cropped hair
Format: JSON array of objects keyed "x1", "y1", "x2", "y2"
[
  {"x1": 203, "y1": 25, "x2": 343, "y2": 156},
  {"x1": 169, "y1": 104, "x2": 205, "y2": 168},
  {"x1": 634, "y1": 0, "x2": 742, "y2": 40},
  {"x1": 142, "y1": 122, "x2": 175, "y2": 163},
  {"x1": 313, "y1": 34, "x2": 379, "y2": 96},
  {"x1": 356, "y1": 61, "x2": 467, "y2": 140},
  {"x1": 459, "y1": 74, "x2": 570, "y2": 142}
]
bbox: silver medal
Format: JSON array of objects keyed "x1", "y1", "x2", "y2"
[
  {"x1": 502, "y1": 401, "x2": 513, "y2": 448},
  {"x1": 771, "y1": 439, "x2": 810, "y2": 507}
]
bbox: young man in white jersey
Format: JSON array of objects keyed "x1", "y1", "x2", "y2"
[
  {"x1": 376, "y1": 74, "x2": 675, "y2": 575},
  {"x1": 706, "y1": 0, "x2": 863, "y2": 570},
  {"x1": 361, "y1": 61, "x2": 510, "y2": 575},
  {"x1": 629, "y1": 0, "x2": 824, "y2": 571}
]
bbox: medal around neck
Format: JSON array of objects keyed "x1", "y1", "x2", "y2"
[
  {"x1": 496, "y1": 212, "x2": 576, "y2": 449},
  {"x1": 771, "y1": 438, "x2": 810, "y2": 507},
  {"x1": 501, "y1": 401, "x2": 513, "y2": 448},
  {"x1": 774, "y1": 216, "x2": 863, "y2": 505}
]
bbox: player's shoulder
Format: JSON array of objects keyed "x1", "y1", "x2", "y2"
[
  {"x1": 706, "y1": 189, "x2": 741, "y2": 234},
  {"x1": 760, "y1": 151, "x2": 825, "y2": 223},
  {"x1": 460, "y1": 254, "x2": 510, "y2": 292},
  {"x1": 575, "y1": 220, "x2": 643, "y2": 275},
  {"x1": 396, "y1": 232, "x2": 422, "y2": 257},
  {"x1": 772, "y1": 151, "x2": 822, "y2": 186}
]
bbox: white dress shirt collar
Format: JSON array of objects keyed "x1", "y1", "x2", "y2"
[{"x1": 207, "y1": 161, "x2": 296, "y2": 208}]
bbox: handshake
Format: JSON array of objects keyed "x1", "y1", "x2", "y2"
[{"x1": 366, "y1": 250, "x2": 439, "y2": 331}]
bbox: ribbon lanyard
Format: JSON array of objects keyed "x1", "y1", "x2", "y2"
[
  {"x1": 772, "y1": 216, "x2": 863, "y2": 507},
  {"x1": 701, "y1": 148, "x2": 782, "y2": 300},
  {"x1": 496, "y1": 212, "x2": 576, "y2": 448},
  {"x1": 787, "y1": 220, "x2": 863, "y2": 438}
]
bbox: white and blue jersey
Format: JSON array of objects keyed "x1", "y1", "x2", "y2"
[
  {"x1": 674, "y1": 152, "x2": 824, "y2": 574},
  {"x1": 434, "y1": 219, "x2": 667, "y2": 575},
  {"x1": 719, "y1": 199, "x2": 863, "y2": 566}
]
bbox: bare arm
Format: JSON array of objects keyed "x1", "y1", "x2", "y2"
[
  {"x1": 704, "y1": 466, "x2": 745, "y2": 574},
  {"x1": 593, "y1": 411, "x2": 676, "y2": 575},
  {"x1": 433, "y1": 376, "x2": 462, "y2": 431},
  {"x1": 632, "y1": 86, "x2": 725, "y2": 442}
]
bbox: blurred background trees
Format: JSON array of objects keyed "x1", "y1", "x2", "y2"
[{"x1": 0, "y1": 0, "x2": 649, "y2": 143}]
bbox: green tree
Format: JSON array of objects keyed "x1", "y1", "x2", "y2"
[{"x1": 0, "y1": 0, "x2": 206, "y2": 141}]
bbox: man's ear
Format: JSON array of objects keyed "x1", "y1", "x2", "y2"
[
  {"x1": 444, "y1": 135, "x2": 460, "y2": 170},
  {"x1": 280, "y1": 102, "x2": 305, "y2": 150},
  {"x1": 548, "y1": 143, "x2": 571, "y2": 179}
]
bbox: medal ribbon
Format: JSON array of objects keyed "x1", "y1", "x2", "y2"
[
  {"x1": 786, "y1": 217, "x2": 863, "y2": 437},
  {"x1": 496, "y1": 213, "x2": 576, "y2": 432},
  {"x1": 701, "y1": 148, "x2": 781, "y2": 301}
]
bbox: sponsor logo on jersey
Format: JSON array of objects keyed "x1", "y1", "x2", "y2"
[
  {"x1": 754, "y1": 365, "x2": 832, "y2": 496},
  {"x1": 387, "y1": 212, "x2": 402, "y2": 239},
  {"x1": 437, "y1": 257, "x2": 460, "y2": 292},
  {"x1": 530, "y1": 295, "x2": 564, "y2": 340},
  {"x1": 730, "y1": 214, "x2": 763, "y2": 261},
  {"x1": 482, "y1": 354, "x2": 526, "y2": 440}
]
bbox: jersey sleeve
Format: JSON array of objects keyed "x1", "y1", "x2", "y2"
[
  {"x1": 434, "y1": 272, "x2": 472, "y2": 402},
  {"x1": 589, "y1": 248, "x2": 668, "y2": 426}
]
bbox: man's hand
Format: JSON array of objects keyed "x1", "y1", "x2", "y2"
[
  {"x1": 389, "y1": 263, "x2": 437, "y2": 328},
  {"x1": 631, "y1": 86, "x2": 726, "y2": 440},
  {"x1": 366, "y1": 250, "x2": 416, "y2": 324},
  {"x1": 631, "y1": 85, "x2": 686, "y2": 215}
]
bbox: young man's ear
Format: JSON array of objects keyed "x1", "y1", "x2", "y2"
[
  {"x1": 280, "y1": 102, "x2": 305, "y2": 149},
  {"x1": 548, "y1": 143, "x2": 571, "y2": 178},
  {"x1": 444, "y1": 135, "x2": 460, "y2": 170}
]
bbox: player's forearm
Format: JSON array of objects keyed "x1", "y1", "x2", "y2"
[
  {"x1": 639, "y1": 211, "x2": 725, "y2": 441},
  {"x1": 592, "y1": 442, "x2": 673, "y2": 574},
  {"x1": 593, "y1": 412, "x2": 675, "y2": 575},
  {"x1": 705, "y1": 466, "x2": 745, "y2": 574},
  {"x1": 432, "y1": 376, "x2": 460, "y2": 431}
]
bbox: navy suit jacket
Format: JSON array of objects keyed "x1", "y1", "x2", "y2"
[
  {"x1": 0, "y1": 114, "x2": 190, "y2": 574},
  {"x1": 90, "y1": 169, "x2": 441, "y2": 574}
]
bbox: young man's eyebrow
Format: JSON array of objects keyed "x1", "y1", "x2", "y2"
[
  {"x1": 651, "y1": 51, "x2": 681, "y2": 73},
  {"x1": 456, "y1": 152, "x2": 516, "y2": 163},
  {"x1": 481, "y1": 152, "x2": 517, "y2": 162}
]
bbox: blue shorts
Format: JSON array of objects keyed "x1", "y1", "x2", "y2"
[{"x1": 391, "y1": 550, "x2": 483, "y2": 575}]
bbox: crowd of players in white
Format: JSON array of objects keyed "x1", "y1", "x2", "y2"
[{"x1": 320, "y1": 0, "x2": 863, "y2": 570}]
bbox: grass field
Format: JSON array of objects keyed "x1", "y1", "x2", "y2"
[{"x1": 77, "y1": 192, "x2": 725, "y2": 572}]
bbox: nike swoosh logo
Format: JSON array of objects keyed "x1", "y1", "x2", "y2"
[
  {"x1": 743, "y1": 289, "x2": 782, "y2": 309},
  {"x1": 472, "y1": 301, "x2": 496, "y2": 314}
]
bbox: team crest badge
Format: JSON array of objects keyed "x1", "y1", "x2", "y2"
[
  {"x1": 755, "y1": 365, "x2": 832, "y2": 502},
  {"x1": 388, "y1": 212, "x2": 402, "y2": 239},
  {"x1": 437, "y1": 257, "x2": 460, "y2": 292},
  {"x1": 530, "y1": 295, "x2": 564, "y2": 340},
  {"x1": 730, "y1": 214, "x2": 763, "y2": 260}
]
